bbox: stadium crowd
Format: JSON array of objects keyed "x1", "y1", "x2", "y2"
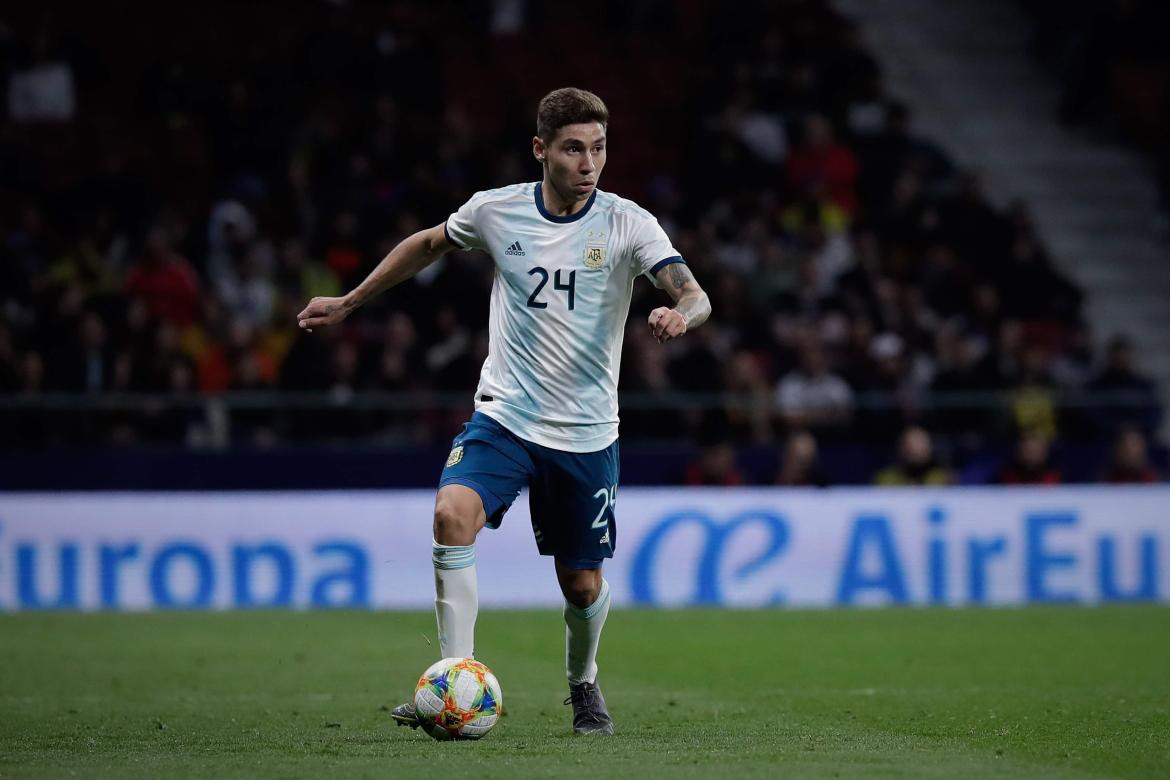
[{"x1": 0, "y1": 0, "x2": 1163, "y2": 484}]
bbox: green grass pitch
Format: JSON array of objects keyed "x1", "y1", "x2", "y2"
[{"x1": 1, "y1": 608, "x2": 1168, "y2": 778}]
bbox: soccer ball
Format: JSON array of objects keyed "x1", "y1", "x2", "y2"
[{"x1": 413, "y1": 657, "x2": 503, "y2": 740}]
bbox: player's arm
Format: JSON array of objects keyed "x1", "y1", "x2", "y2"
[
  {"x1": 647, "y1": 262, "x2": 711, "y2": 343},
  {"x1": 297, "y1": 223, "x2": 453, "y2": 330}
]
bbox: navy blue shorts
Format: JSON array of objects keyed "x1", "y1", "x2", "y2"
[{"x1": 438, "y1": 412, "x2": 619, "y2": 569}]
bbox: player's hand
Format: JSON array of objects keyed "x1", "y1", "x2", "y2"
[
  {"x1": 648, "y1": 307, "x2": 687, "y2": 343},
  {"x1": 297, "y1": 296, "x2": 352, "y2": 332}
]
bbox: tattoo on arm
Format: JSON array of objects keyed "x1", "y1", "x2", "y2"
[
  {"x1": 674, "y1": 292, "x2": 711, "y2": 330},
  {"x1": 665, "y1": 265, "x2": 711, "y2": 329},
  {"x1": 654, "y1": 261, "x2": 711, "y2": 331}
]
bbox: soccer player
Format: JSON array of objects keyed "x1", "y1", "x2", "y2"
[{"x1": 297, "y1": 87, "x2": 711, "y2": 735}]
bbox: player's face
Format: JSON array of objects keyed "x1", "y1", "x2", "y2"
[{"x1": 535, "y1": 122, "x2": 607, "y2": 203}]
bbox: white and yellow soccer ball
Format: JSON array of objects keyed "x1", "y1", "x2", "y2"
[{"x1": 413, "y1": 657, "x2": 503, "y2": 740}]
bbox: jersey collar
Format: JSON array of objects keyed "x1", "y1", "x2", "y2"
[{"x1": 535, "y1": 182, "x2": 597, "y2": 224}]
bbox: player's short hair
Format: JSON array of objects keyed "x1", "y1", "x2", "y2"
[{"x1": 536, "y1": 88, "x2": 609, "y2": 143}]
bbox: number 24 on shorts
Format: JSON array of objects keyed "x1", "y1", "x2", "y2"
[{"x1": 591, "y1": 485, "x2": 617, "y2": 529}]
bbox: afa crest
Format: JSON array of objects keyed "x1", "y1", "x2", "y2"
[
  {"x1": 583, "y1": 246, "x2": 606, "y2": 269},
  {"x1": 446, "y1": 446, "x2": 464, "y2": 467}
]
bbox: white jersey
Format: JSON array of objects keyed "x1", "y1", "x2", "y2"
[{"x1": 444, "y1": 181, "x2": 683, "y2": 453}]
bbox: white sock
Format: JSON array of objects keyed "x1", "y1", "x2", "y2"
[
  {"x1": 564, "y1": 578, "x2": 611, "y2": 685},
  {"x1": 433, "y1": 541, "x2": 478, "y2": 658}
]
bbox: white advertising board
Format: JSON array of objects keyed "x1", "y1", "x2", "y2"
[{"x1": 0, "y1": 487, "x2": 1167, "y2": 610}]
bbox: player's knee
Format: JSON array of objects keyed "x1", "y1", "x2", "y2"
[
  {"x1": 562, "y1": 573, "x2": 602, "y2": 609},
  {"x1": 433, "y1": 500, "x2": 477, "y2": 546}
]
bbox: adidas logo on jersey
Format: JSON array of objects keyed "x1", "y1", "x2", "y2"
[
  {"x1": 599, "y1": 529, "x2": 611, "y2": 546},
  {"x1": 504, "y1": 241, "x2": 526, "y2": 256}
]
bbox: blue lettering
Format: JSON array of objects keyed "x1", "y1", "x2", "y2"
[
  {"x1": 701, "y1": 511, "x2": 788, "y2": 605},
  {"x1": 1026, "y1": 513, "x2": 1079, "y2": 603},
  {"x1": 928, "y1": 507, "x2": 947, "y2": 604},
  {"x1": 836, "y1": 515, "x2": 907, "y2": 605},
  {"x1": 631, "y1": 510, "x2": 789, "y2": 606},
  {"x1": 311, "y1": 542, "x2": 368, "y2": 607},
  {"x1": 17, "y1": 543, "x2": 80, "y2": 609},
  {"x1": 632, "y1": 511, "x2": 711, "y2": 605},
  {"x1": 99, "y1": 543, "x2": 139, "y2": 608},
  {"x1": 232, "y1": 544, "x2": 295, "y2": 607},
  {"x1": 966, "y1": 537, "x2": 1006, "y2": 604},
  {"x1": 150, "y1": 543, "x2": 214, "y2": 608},
  {"x1": 1098, "y1": 536, "x2": 1157, "y2": 602}
]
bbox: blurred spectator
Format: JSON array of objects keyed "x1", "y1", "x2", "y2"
[
  {"x1": 20, "y1": 352, "x2": 45, "y2": 395},
  {"x1": 1087, "y1": 335, "x2": 1161, "y2": 437},
  {"x1": 854, "y1": 332, "x2": 926, "y2": 441},
  {"x1": 619, "y1": 322, "x2": 676, "y2": 439},
  {"x1": 142, "y1": 356, "x2": 204, "y2": 444},
  {"x1": 41, "y1": 233, "x2": 122, "y2": 298},
  {"x1": 1100, "y1": 427, "x2": 1161, "y2": 484},
  {"x1": 996, "y1": 234, "x2": 1083, "y2": 323},
  {"x1": 1051, "y1": 321, "x2": 1095, "y2": 389},
  {"x1": 278, "y1": 237, "x2": 340, "y2": 303},
  {"x1": 873, "y1": 426, "x2": 952, "y2": 486},
  {"x1": 774, "y1": 431, "x2": 828, "y2": 487},
  {"x1": 998, "y1": 430, "x2": 1062, "y2": 485},
  {"x1": 196, "y1": 319, "x2": 277, "y2": 394},
  {"x1": 323, "y1": 211, "x2": 365, "y2": 287},
  {"x1": 124, "y1": 228, "x2": 201, "y2": 328},
  {"x1": 329, "y1": 340, "x2": 361, "y2": 400},
  {"x1": 721, "y1": 92, "x2": 787, "y2": 165},
  {"x1": 783, "y1": 198, "x2": 853, "y2": 296},
  {"x1": 207, "y1": 201, "x2": 267, "y2": 282},
  {"x1": 216, "y1": 245, "x2": 277, "y2": 329},
  {"x1": 856, "y1": 102, "x2": 952, "y2": 213},
  {"x1": 786, "y1": 114, "x2": 859, "y2": 215},
  {"x1": 683, "y1": 440, "x2": 744, "y2": 487},
  {"x1": 668, "y1": 324, "x2": 723, "y2": 394},
  {"x1": 373, "y1": 312, "x2": 424, "y2": 391},
  {"x1": 723, "y1": 351, "x2": 773, "y2": 443},
  {"x1": 7, "y1": 33, "x2": 76, "y2": 122},
  {"x1": 683, "y1": 412, "x2": 745, "y2": 487},
  {"x1": 929, "y1": 322, "x2": 998, "y2": 439},
  {"x1": 1006, "y1": 345, "x2": 1058, "y2": 439},
  {"x1": 50, "y1": 312, "x2": 113, "y2": 393},
  {"x1": 775, "y1": 341, "x2": 853, "y2": 435}
]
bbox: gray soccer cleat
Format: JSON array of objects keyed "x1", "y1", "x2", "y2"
[
  {"x1": 390, "y1": 702, "x2": 422, "y2": 729},
  {"x1": 564, "y1": 680, "x2": 614, "y2": 735}
]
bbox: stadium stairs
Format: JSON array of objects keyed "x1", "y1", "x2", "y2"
[{"x1": 837, "y1": 0, "x2": 1170, "y2": 438}]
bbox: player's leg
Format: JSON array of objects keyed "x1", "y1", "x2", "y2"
[
  {"x1": 556, "y1": 562, "x2": 609, "y2": 685},
  {"x1": 529, "y1": 439, "x2": 618, "y2": 734},
  {"x1": 430, "y1": 414, "x2": 533, "y2": 658},
  {"x1": 393, "y1": 484, "x2": 488, "y2": 729},
  {"x1": 393, "y1": 414, "x2": 532, "y2": 730},
  {"x1": 431, "y1": 483, "x2": 487, "y2": 659},
  {"x1": 556, "y1": 559, "x2": 614, "y2": 735}
]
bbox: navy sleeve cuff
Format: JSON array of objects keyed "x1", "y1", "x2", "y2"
[
  {"x1": 648, "y1": 255, "x2": 685, "y2": 275},
  {"x1": 444, "y1": 219, "x2": 466, "y2": 249}
]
